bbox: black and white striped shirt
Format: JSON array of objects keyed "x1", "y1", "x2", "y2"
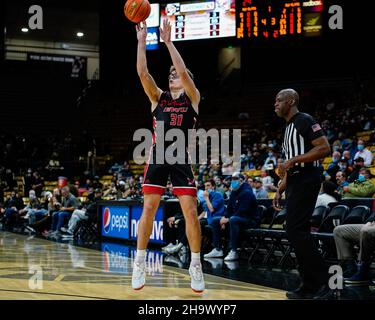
[{"x1": 282, "y1": 112, "x2": 325, "y2": 168}]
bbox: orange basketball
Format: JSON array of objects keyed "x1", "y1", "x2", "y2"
[{"x1": 124, "y1": 0, "x2": 151, "y2": 23}]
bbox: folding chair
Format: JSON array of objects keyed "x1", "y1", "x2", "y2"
[
  {"x1": 342, "y1": 206, "x2": 371, "y2": 225},
  {"x1": 311, "y1": 206, "x2": 329, "y2": 231},
  {"x1": 319, "y1": 205, "x2": 350, "y2": 233}
]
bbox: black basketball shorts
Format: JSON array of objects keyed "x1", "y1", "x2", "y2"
[{"x1": 142, "y1": 163, "x2": 197, "y2": 196}]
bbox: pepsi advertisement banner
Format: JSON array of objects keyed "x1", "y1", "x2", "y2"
[
  {"x1": 131, "y1": 205, "x2": 164, "y2": 244},
  {"x1": 102, "y1": 206, "x2": 130, "y2": 240}
]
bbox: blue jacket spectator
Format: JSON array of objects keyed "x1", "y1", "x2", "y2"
[
  {"x1": 204, "y1": 172, "x2": 259, "y2": 262},
  {"x1": 224, "y1": 178, "x2": 260, "y2": 224},
  {"x1": 203, "y1": 182, "x2": 225, "y2": 225}
]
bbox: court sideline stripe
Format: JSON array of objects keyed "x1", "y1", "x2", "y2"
[{"x1": 0, "y1": 288, "x2": 112, "y2": 300}]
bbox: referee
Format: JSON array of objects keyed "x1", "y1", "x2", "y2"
[{"x1": 273, "y1": 89, "x2": 331, "y2": 299}]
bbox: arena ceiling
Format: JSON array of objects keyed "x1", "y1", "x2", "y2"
[{"x1": 4, "y1": 0, "x2": 100, "y2": 46}]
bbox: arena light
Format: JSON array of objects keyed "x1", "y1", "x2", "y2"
[
  {"x1": 76, "y1": 32, "x2": 84, "y2": 37},
  {"x1": 21, "y1": 27, "x2": 29, "y2": 33}
]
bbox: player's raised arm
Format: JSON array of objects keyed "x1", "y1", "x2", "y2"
[
  {"x1": 160, "y1": 19, "x2": 200, "y2": 113},
  {"x1": 136, "y1": 21, "x2": 162, "y2": 109}
]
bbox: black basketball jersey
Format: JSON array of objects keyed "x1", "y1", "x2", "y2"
[
  {"x1": 282, "y1": 112, "x2": 325, "y2": 168},
  {"x1": 151, "y1": 91, "x2": 198, "y2": 146}
]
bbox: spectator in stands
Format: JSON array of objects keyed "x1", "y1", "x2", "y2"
[
  {"x1": 343, "y1": 168, "x2": 375, "y2": 198},
  {"x1": 165, "y1": 180, "x2": 225, "y2": 254},
  {"x1": 120, "y1": 161, "x2": 132, "y2": 178},
  {"x1": 163, "y1": 181, "x2": 174, "y2": 198},
  {"x1": 48, "y1": 186, "x2": 80, "y2": 237},
  {"x1": 26, "y1": 191, "x2": 51, "y2": 230},
  {"x1": 204, "y1": 172, "x2": 259, "y2": 261},
  {"x1": 247, "y1": 177, "x2": 256, "y2": 194},
  {"x1": 31, "y1": 171, "x2": 44, "y2": 198},
  {"x1": 354, "y1": 140, "x2": 373, "y2": 167},
  {"x1": 109, "y1": 162, "x2": 122, "y2": 174},
  {"x1": 61, "y1": 189, "x2": 102, "y2": 238},
  {"x1": 116, "y1": 180, "x2": 127, "y2": 199},
  {"x1": 336, "y1": 171, "x2": 349, "y2": 196},
  {"x1": 337, "y1": 158, "x2": 352, "y2": 178},
  {"x1": 221, "y1": 155, "x2": 234, "y2": 178},
  {"x1": 103, "y1": 182, "x2": 117, "y2": 199},
  {"x1": 253, "y1": 177, "x2": 269, "y2": 199},
  {"x1": 2, "y1": 191, "x2": 24, "y2": 230},
  {"x1": 18, "y1": 190, "x2": 40, "y2": 220},
  {"x1": 348, "y1": 157, "x2": 365, "y2": 183},
  {"x1": 326, "y1": 151, "x2": 341, "y2": 178},
  {"x1": 333, "y1": 218, "x2": 375, "y2": 283},
  {"x1": 260, "y1": 170, "x2": 276, "y2": 192},
  {"x1": 92, "y1": 176, "x2": 103, "y2": 190},
  {"x1": 263, "y1": 150, "x2": 277, "y2": 169},
  {"x1": 213, "y1": 176, "x2": 226, "y2": 197},
  {"x1": 45, "y1": 152, "x2": 64, "y2": 179},
  {"x1": 84, "y1": 178, "x2": 93, "y2": 190},
  {"x1": 342, "y1": 150, "x2": 353, "y2": 166},
  {"x1": 315, "y1": 181, "x2": 340, "y2": 208},
  {"x1": 163, "y1": 199, "x2": 204, "y2": 255}
]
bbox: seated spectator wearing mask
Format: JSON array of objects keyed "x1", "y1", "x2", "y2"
[
  {"x1": 337, "y1": 159, "x2": 352, "y2": 178},
  {"x1": 253, "y1": 177, "x2": 269, "y2": 199},
  {"x1": 343, "y1": 168, "x2": 375, "y2": 198},
  {"x1": 333, "y1": 216, "x2": 375, "y2": 283},
  {"x1": 354, "y1": 140, "x2": 373, "y2": 167},
  {"x1": 263, "y1": 150, "x2": 277, "y2": 169},
  {"x1": 348, "y1": 157, "x2": 365, "y2": 183},
  {"x1": 204, "y1": 172, "x2": 259, "y2": 261},
  {"x1": 326, "y1": 151, "x2": 341, "y2": 178},
  {"x1": 164, "y1": 180, "x2": 225, "y2": 254},
  {"x1": 315, "y1": 181, "x2": 340, "y2": 208}
]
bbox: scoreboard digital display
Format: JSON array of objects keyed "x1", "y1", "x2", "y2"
[
  {"x1": 237, "y1": 0, "x2": 324, "y2": 39},
  {"x1": 160, "y1": 0, "x2": 236, "y2": 41}
]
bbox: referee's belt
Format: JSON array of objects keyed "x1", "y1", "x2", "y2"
[{"x1": 288, "y1": 165, "x2": 317, "y2": 175}]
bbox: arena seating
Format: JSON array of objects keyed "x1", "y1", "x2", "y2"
[{"x1": 243, "y1": 199, "x2": 374, "y2": 268}]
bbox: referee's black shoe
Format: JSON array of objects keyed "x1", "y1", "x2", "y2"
[{"x1": 312, "y1": 284, "x2": 334, "y2": 300}]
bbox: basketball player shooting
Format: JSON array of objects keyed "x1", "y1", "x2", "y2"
[{"x1": 132, "y1": 19, "x2": 205, "y2": 293}]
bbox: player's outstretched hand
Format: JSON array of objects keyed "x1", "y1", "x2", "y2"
[
  {"x1": 135, "y1": 21, "x2": 147, "y2": 43},
  {"x1": 160, "y1": 18, "x2": 172, "y2": 44}
]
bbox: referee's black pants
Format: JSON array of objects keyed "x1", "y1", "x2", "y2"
[{"x1": 285, "y1": 167, "x2": 328, "y2": 289}]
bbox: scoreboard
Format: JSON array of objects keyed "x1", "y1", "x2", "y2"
[
  {"x1": 160, "y1": 0, "x2": 236, "y2": 41},
  {"x1": 236, "y1": 0, "x2": 324, "y2": 39}
]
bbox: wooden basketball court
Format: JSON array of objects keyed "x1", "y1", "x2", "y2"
[{"x1": 0, "y1": 232, "x2": 285, "y2": 300}]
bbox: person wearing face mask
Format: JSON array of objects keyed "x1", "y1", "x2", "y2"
[
  {"x1": 326, "y1": 151, "x2": 341, "y2": 178},
  {"x1": 263, "y1": 149, "x2": 277, "y2": 169},
  {"x1": 343, "y1": 168, "x2": 375, "y2": 198},
  {"x1": 348, "y1": 157, "x2": 365, "y2": 183},
  {"x1": 354, "y1": 140, "x2": 373, "y2": 167},
  {"x1": 165, "y1": 181, "x2": 224, "y2": 254},
  {"x1": 204, "y1": 172, "x2": 259, "y2": 261},
  {"x1": 336, "y1": 159, "x2": 351, "y2": 178}
]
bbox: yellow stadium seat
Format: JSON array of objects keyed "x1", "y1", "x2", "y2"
[
  {"x1": 370, "y1": 168, "x2": 375, "y2": 176},
  {"x1": 268, "y1": 192, "x2": 276, "y2": 199}
]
